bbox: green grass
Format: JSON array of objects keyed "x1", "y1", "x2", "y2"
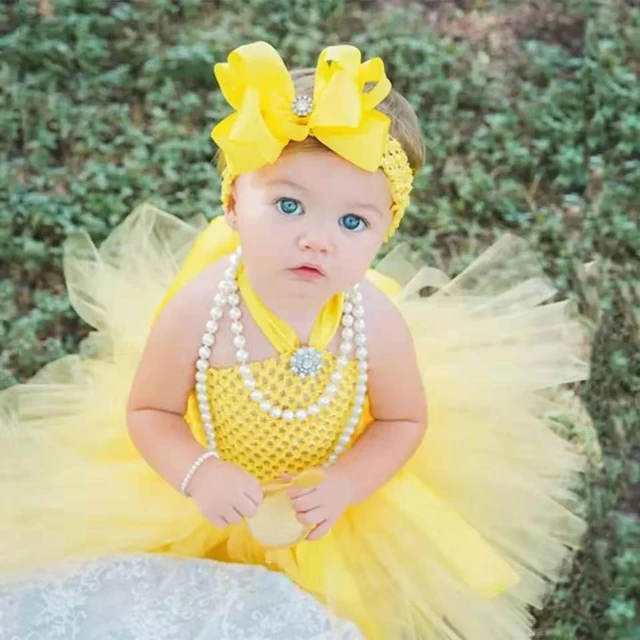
[{"x1": 1, "y1": 1, "x2": 638, "y2": 637}]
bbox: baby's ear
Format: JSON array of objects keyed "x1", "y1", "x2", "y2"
[{"x1": 224, "y1": 192, "x2": 238, "y2": 229}]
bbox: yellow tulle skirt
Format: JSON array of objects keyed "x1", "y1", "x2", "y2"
[{"x1": 0, "y1": 203, "x2": 595, "y2": 639}]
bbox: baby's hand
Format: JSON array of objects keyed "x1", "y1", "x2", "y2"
[
  {"x1": 288, "y1": 468, "x2": 356, "y2": 540},
  {"x1": 189, "y1": 458, "x2": 263, "y2": 528}
]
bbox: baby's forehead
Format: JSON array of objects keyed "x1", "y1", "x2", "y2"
[
  {"x1": 251, "y1": 150, "x2": 393, "y2": 205},
  {"x1": 258, "y1": 147, "x2": 341, "y2": 180}
]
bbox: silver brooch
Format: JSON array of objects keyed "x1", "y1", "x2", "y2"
[
  {"x1": 290, "y1": 346, "x2": 323, "y2": 378},
  {"x1": 292, "y1": 94, "x2": 313, "y2": 118}
]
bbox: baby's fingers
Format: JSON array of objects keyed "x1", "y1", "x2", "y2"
[
  {"x1": 208, "y1": 513, "x2": 229, "y2": 529},
  {"x1": 236, "y1": 493, "x2": 259, "y2": 518},
  {"x1": 307, "y1": 520, "x2": 332, "y2": 541},
  {"x1": 288, "y1": 485, "x2": 317, "y2": 500},
  {"x1": 222, "y1": 506, "x2": 243, "y2": 526},
  {"x1": 290, "y1": 491, "x2": 321, "y2": 513},
  {"x1": 296, "y1": 506, "x2": 326, "y2": 527},
  {"x1": 244, "y1": 480, "x2": 264, "y2": 506}
]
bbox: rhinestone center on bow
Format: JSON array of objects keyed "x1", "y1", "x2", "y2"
[{"x1": 292, "y1": 94, "x2": 313, "y2": 118}]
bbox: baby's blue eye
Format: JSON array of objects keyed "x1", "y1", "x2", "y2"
[
  {"x1": 277, "y1": 198, "x2": 303, "y2": 216},
  {"x1": 339, "y1": 214, "x2": 367, "y2": 232}
]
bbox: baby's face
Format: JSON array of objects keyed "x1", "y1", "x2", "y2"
[{"x1": 228, "y1": 146, "x2": 393, "y2": 303}]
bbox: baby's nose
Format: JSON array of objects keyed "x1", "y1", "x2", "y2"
[{"x1": 298, "y1": 227, "x2": 334, "y2": 254}]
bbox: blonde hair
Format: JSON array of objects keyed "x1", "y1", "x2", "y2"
[{"x1": 216, "y1": 67, "x2": 425, "y2": 177}]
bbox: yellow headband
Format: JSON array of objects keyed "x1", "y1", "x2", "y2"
[{"x1": 211, "y1": 41, "x2": 413, "y2": 239}]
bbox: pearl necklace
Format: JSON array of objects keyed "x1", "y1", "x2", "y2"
[{"x1": 193, "y1": 249, "x2": 369, "y2": 466}]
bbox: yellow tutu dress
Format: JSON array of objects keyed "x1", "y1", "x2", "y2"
[{"x1": 0, "y1": 203, "x2": 592, "y2": 639}]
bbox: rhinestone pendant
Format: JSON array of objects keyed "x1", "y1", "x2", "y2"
[
  {"x1": 290, "y1": 346, "x2": 323, "y2": 378},
  {"x1": 292, "y1": 94, "x2": 313, "y2": 118}
]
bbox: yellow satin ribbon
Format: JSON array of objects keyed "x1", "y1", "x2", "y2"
[{"x1": 211, "y1": 41, "x2": 392, "y2": 175}]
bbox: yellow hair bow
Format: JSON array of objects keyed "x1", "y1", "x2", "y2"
[{"x1": 211, "y1": 41, "x2": 392, "y2": 175}]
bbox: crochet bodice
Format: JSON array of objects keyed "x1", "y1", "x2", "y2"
[{"x1": 205, "y1": 354, "x2": 362, "y2": 482}]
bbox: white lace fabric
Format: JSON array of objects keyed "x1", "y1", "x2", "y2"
[{"x1": 0, "y1": 554, "x2": 362, "y2": 639}]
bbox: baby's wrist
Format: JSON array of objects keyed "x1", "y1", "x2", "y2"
[
  {"x1": 330, "y1": 465, "x2": 359, "y2": 506},
  {"x1": 180, "y1": 450, "x2": 219, "y2": 497}
]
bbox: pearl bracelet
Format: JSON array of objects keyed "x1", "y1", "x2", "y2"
[{"x1": 180, "y1": 451, "x2": 219, "y2": 497}]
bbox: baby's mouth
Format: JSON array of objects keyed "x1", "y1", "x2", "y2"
[{"x1": 289, "y1": 264, "x2": 326, "y2": 279}]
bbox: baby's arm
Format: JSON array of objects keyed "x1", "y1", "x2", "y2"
[
  {"x1": 126, "y1": 272, "x2": 214, "y2": 492},
  {"x1": 332, "y1": 284, "x2": 427, "y2": 499},
  {"x1": 290, "y1": 284, "x2": 426, "y2": 539},
  {"x1": 126, "y1": 262, "x2": 262, "y2": 525}
]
